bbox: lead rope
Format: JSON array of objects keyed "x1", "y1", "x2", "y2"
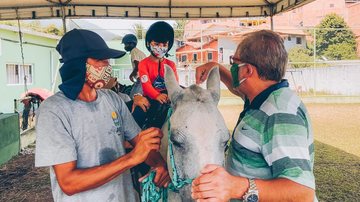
[{"x1": 141, "y1": 108, "x2": 193, "y2": 202}]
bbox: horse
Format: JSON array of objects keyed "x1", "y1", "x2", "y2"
[{"x1": 159, "y1": 65, "x2": 230, "y2": 201}]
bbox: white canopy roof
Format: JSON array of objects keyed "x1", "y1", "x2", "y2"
[{"x1": 0, "y1": 0, "x2": 315, "y2": 20}]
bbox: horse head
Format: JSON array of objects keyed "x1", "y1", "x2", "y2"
[{"x1": 162, "y1": 65, "x2": 230, "y2": 201}]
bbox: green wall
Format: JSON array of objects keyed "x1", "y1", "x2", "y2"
[
  {"x1": 0, "y1": 28, "x2": 60, "y2": 113},
  {"x1": 0, "y1": 113, "x2": 20, "y2": 165}
]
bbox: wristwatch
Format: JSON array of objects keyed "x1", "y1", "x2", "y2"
[{"x1": 243, "y1": 178, "x2": 259, "y2": 202}]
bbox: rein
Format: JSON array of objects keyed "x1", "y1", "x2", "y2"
[{"x1": 141, "y1": 108, "x2": 193, "y2": 202}]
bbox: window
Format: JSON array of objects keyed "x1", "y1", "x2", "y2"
[
  {"x1": 6, "y1": 64, "x2": 33, "y2": 85},
  {"x1": 193, "y1": 53, "x2": 198, "y2": 62},
  {"x1": 287, "y1": 36, "x2": 291, "y2": 41},
  {"x1": 296, "y1": 37, "x2": 302, "y2": 44},
  {"x1": 208, "y1": 52, "x2": 213, "y2": 61},
  {"x1": 181, "y1": 54, "x2": 187, "y2": 62}
]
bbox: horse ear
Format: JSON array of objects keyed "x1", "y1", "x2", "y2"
[
  {"x1": 206, "y1": 66, "x2": 220, "y2": 104},
  {"x1": 164, "y1": 64, "x2": 182, "y2": 103}
]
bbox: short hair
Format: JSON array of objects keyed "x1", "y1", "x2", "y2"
[{"x1": 234, "y1": 30, "x2": 288, "y2": 82}]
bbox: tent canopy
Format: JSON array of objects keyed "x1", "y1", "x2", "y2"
[{"x1": 0, "y1": 0, "x2": 315, "y2": 20}]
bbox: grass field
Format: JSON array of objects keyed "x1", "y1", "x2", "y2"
[{"x1": 219, "y1": 103, "x2": 360, "y2": 157}]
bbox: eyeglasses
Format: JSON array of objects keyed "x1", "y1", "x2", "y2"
[
  {"x1": 229, "y1": 55, "x2": 240, "y2": 65},
  {"x1": 229, "y1": 55, "x2": 247, "y2": 68}
]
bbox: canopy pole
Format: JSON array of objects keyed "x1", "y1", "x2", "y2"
[
  {"x1": 269, "y1": 3, "x2": 274, "y2": 31},
  {"x1": 15, "y1": 9, "x2": 28, "y2": 94},
  {"x1": 61, "y1": 5, "x2": 67, "y2": 33}
]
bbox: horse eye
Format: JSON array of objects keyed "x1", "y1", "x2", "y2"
[
  {"x1": 170, "y1": 129, "x2": 185, "y2": 148},
  {"x1": 172, "y1": 139, "x2": 183, "y2": 147}
]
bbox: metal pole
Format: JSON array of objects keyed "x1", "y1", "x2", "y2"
[
  {"x1": 270, "y1": 15, "x2": 274, "y2": 31},
  {"x1": 313, "y1": 28, "x2": 316, "y2": 96},
  {"x1": 61, "y1": 6, "x2": 67, "y2": 33}
]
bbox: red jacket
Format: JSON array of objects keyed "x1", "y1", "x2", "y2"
[{"x1": 138, "y1": 57, "x2": 179, "y2": 99}]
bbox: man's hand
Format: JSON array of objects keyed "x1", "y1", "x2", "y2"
[
  {"x1": 132, "y1": 95, "x2": 150, "y2": 112},
  {"x1": 155, "y1": 93, "x2": 168, "y2": 104},
  {"x1": 191, "y1": 164, "x2": 248, "y2": 202},
  {"x1": 152, "y1": 165, "x2": 170, "y2": 187},
  {"x1": 139, "y1": 165, "x2": 170, "y2": 188},
  {"x1": 195, "y1": 62, "x2": 217, "y2": 84},
  {"x1": 130, "y1": 128, "x2": 163, "y2": 165}
]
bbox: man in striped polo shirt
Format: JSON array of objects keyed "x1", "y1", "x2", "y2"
[{"x1": 191, "y1": 30, "x2": 316, "y2": 202}]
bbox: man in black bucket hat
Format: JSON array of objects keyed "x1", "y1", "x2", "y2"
[{"x1": 35, "y1": 29, "x2": 169, "y2": 201}]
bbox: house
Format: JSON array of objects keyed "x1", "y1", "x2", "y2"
[
  {"x1": 0, "y1": 24, "x2": 60, "y2": 113},
  {"x1": 178, "y1": 21, "x2": 306, "y2": 66},
  {"x1": 176, "y1": 40, "x2": 218, "y2": 68}
]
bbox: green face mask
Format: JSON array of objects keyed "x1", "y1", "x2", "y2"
[
  {"x1": 230, "y1": 63, "x2": 240, "y2": 87},
  {"x1": 231, "y1": 63, "x2": 248, "y2": 88}
]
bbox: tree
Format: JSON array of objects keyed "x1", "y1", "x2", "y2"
[
  {"x1": 132, "y1": 23, "x2": 144, "y2": 39},
  {"x1": 27, "y1": 21, "x2": 42, "y2": 32},
  {"x1": 323, "y1": 43, "x2": 357, "y2": 60},
  {"x1": 173, "y1": 20, "x2": 187, "y2": 40},
  {"x1": 314, "y1": 13, "x2": 357, "y2": 60},
  {"x1": 288, "y1": 46, "x2": 313, "y2": 68},
  {"x1": 0, "y1": 20, "x2": 63, "y2": 36},
  {"x1": 44, "y1": 24, "x2": 63, "y2": 36}
]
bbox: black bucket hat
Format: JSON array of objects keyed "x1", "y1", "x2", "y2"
[
  {"x1": 56, "y1": 29, "x2": 125, "y2": 100},
  {"x1": 56, "y1": 29, "x2": 126, "y2": 63}
]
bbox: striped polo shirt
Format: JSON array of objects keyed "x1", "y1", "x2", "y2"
[{"x1": 226, "y1": 80, "x2": 316, "y2": 191}]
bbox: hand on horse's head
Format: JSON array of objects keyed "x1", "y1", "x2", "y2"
[
  {"x1": 195, "y1": 62, "x2": 218, "y2": 84},
  {"x1": 191, "y1": 164, "x2": 248, "y2": 202}
]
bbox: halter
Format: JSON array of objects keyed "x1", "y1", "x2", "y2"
[{"x1": 141, "y1": 108, "x2": 193, "y2": 202}]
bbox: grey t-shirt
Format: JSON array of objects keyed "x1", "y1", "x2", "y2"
[{"x1": 35, "y1": 89, "x2": 141, "y2": 202}]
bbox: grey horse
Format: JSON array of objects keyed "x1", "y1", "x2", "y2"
[{"x1": 160, "y1": 65, "x2": 230, "y2": 201}]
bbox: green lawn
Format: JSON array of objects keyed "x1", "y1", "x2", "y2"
[{"x1": 314, "y1": 141, "x2": 360, "y2": 201}]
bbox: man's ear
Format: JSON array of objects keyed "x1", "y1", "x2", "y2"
[{"x1": 242, "y1": 64, "x2": 254, "y2": 77}]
